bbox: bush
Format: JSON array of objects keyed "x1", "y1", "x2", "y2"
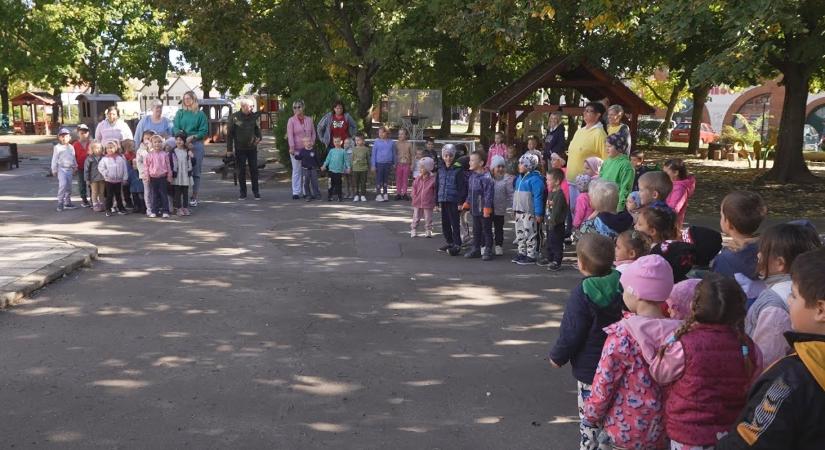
[{"x1": 274, "y1": 81, "x2": 355, "y2": 170}]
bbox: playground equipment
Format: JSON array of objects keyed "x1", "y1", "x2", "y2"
[{"x1": 387, "y1": 89, "x2": 442, "y2": 140}]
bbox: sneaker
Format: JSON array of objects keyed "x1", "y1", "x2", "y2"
[
  {"x1": 548, "y1": 262, "x2": 563, "y2": 272},
  {"x1": 292, "y1": 195, "x2": 300, "y2": 200},
  {"x1": 536, "y1": 258, "x2": 551, "y2": 267},
  {"x1": 254, "y1": 195, "x2": 261, "y2": 200},
  {"x1": 56, "y1": 204, "x2": 64, "y2": 212},
  {"x1": 105, "y1": 211, "x2": 112, "y2": 217},
  {"x1": 425, "y1": 230, "x2": 433, "y2": 238},
  {"x1": 81, "y1": 200, "x2": 91, "y2": 208},
  {"x1": 495, "y1": 245, "x2": 504, "y2": 256},
  {"x1": 117, "y1": 210, "x2": 127, "y2": 216},
  {"x1": 189, "y1": 199, "x2": 198, "y2": 207},
  {"x1": 239, "y1": 195, "x2": 247, "y2": 200},
  {"x1": 516, "y1": 256, "x2": 537, "y2": 265},
  {"x1": 306, "y1": 197, "x2": 312, "y2": 202},
  {"x1": 353, "y1": 196, "x2": 360, "y2": 202},
  {"x1": 511, "y1": 254, "x2": 523, "y2": 263},
  {"x1": 447, "y1": 246, "x2": 461, "y2": 256},
  {"x1": 482, "y1": 253, "x2": 493, "y2": 261},
  {"x1": 382, "y1": 194, "x2": 389, "y2": 202},
  {"x1": 162, "y1": 213, "x2": 170, "y2": 218},
  {"x1": 177, "y1": 209, "x2": 186, "y2": 216},
  {"x1": 376, "y1": 194, "x2": 383, "y2": 202},
  {"x1": 64, "y1": 203, "x2": 77, "y2": 209},
  {"x1": 464, "y1": 249, "x2": 482, "y2": 259},
  {"x1": 411, "y1": 230, "x2": 417, "y2": 238},
  {"x1": 148, "y1": 213, "x2": 157, "y2": 218},
  {"x1": 438, "y1": 244, "x2": 452, "y2": 252},
  {"x1": 361, "y1": 196, "x2": 367, "y2": 202}
]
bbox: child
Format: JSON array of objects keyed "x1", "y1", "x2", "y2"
[
  {"x1": 321, "y1": 136, "x2": 350, "y2": 202},
  {"x1": 350, "y1": 134, "x2": 370, "y2": 202},
  {"x1": 120, "y1": 139, "x2": 136, "y2": 210},
  {"x1": 712, "y1": 191, "x2": 767, "y2": 280},
  {"x1": 650, "y1": 274, "x2": 760, "y2": 449},
  {"x1": 717, "y1": 247, "x2": 825, "y2": 449},
  {"x1": 72, "y1": 124, "x2": 92, "y2": 207},
  {"x1": 370, "y1": 126, "x2": 396, "y2": 202},
  {"x1": 51, "y1": 128, "x2": 77, "y2": 211},
  {"x1": 412, "y1": 147, "x2": 425, "y2": 179},
  {"x1": 462, "y1": 151, "x2": 495, "y2": 261},
  {"x1": 599, "y1": 133, "x2": 634, "y2": 211},
  {"x1": 549, "y1": 152, "x2": 570, "y2": 211},
  {"x1": 583, "y1": 156, "x2": 603, "y2": 178},
  {"x1": 171, "y1": 132, "x2": 195, "y2": 216},
  {"x1": 682, "y1": 225, "x2": 724, "y2": 279},
  {"x1": 665, "y1": 278, "x2": 702, "y2": 320},
  {"x1": 135, "y1": 130, "x2": 156, "y2": 216},
  {"x1": 572, "y1": 174, "x2": 594, "y2": 229},
  {"x1": 486, "y1": 131, "x2": 507, "y2": 168},
  {"x1": 490, "y1": 155, "x2": 514, "y2": 256},
  {"x1": 664, "y1": 158, "x2": 696, "y2": 230},
  {"x1": 97, "y1": 140, "x2": 129, "y2": 217},
  {"x1": 344, "y1": 137, "x2": 355, "y2": 199},
  {"x1": 579, "y1": 179, "x2": 633, "y2": 239},
  {"x1": 411, "y1": 157, "x2": 436, "y2": 238},
  {"x1": 436, "y1": 144, "x2": 467, "y2": 256},
  {"x1": 123, "y1": 141, "x2": 145, "y2": 214},
  {"x1": 548, "y1": 233, "x2": 624, "y2": 449},
  {"x1": 84, "y1": 142, "x2": 106, "y2": 212},
  {"x1": 615, "y1": 229, "x2": 649, "y2": 271},
  {"x1": 583, "y1": 255, "x2": 676, "y2": 450},
  {"x1": 541, "y1": 168, "x2": 568, "y2": 271},
  {"x1": 627, "y1": 171, "x2": 673, "y2": 213},
  {"x1": 143, "y1": 135, "x2": 172, "y2": 218},
  {"x1": 512, "y1": 152, "x2": 545, "y2": 265},
  {"x1": 423, "y1": 136, "x2": 438, "y2": 161},
  {"x1": 395, "y1": 128, "x2": 413, "y2": 200},
  {"x1": 457, "y1": 150, "x2": 473, "y2": 246},
  {"x1": 637, "y1": 205, "x2": 696, "y2": 282},
  {"x1": 293, "y1": 136, "x2": 321, "y2": 201},
  {"x1": 505, "y1": 144, "x2": 520, "y2": 176},
  {"x1": 163, "y1": 138, "x2": 176, "y2": 211},
  {"x1": 746, "y1": 223, "x2": 822, "y2": 367},
  {"x1": 630, "y1": 150, "x2": 657, "y2": 192}
]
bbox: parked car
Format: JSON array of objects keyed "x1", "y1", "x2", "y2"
[
  {"x1": 638, "y1": 118, "x2": 676, "y2": 144},
  {"x1": 803, "y1": 124, "x2": 820, "y2": 151},
  {"x1": 670, "y1": 122, "x2": 719, "y2": 144}
]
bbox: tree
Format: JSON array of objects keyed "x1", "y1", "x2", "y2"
[
  {"x1": 0, "y1": 0, "x2": 37, "y2": 117},
  {"x1": 699, "y1": 0, "x2": 825, "y2": 183}
]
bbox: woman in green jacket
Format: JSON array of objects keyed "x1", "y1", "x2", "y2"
[{"x1": 174, "y1": 90, "x2": 208, "y2": 206}]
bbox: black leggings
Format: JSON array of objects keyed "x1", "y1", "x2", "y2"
[
  {"x1": 492, "y1": 214, "x2": 505, "y2": 246},
  {"x1": 105, "y1": 181, "x2": 125, "y2": 211},
  {"x1": 329, "y1": 172, "x2": 343, "y2": 198}
]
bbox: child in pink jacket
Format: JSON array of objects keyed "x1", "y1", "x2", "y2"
[
  {"x1": 572, "y1": 174, "x2": 594, "y2": 229},
  {"x1": 411, "y1": 157, "x2": 436, "y2": 238},
  {"x1": 663, "y1": 158, "x2": 696, "y2": 231},
  {"x1": 583, "y1": 255, "x2": 678, "y2": 449}
]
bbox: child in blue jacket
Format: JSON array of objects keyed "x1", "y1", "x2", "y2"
[
  {"x1": 549, "y1": 233, "x2": 624, "y2": 449},
  {"x1": 462, "y1": 151, "x2": 495, "y2": 261},
  {"x1": 436, "y1": 144, "x2": 467, "y2": 256},
  {"x1": 512, "y1": 153, "x2": 545, "y2": 265}
]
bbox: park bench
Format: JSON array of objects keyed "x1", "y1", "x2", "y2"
[{"x1": 0, "y1": 143, "x2": 19, "y2": 170}]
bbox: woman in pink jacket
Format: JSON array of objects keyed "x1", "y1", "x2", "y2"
[{"x1": 286, "y1": 100, "x2": 316, "y2": 200}]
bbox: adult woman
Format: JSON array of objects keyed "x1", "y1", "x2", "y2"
[
  {"x1": 135, "y1": 100, "x2": 172, "y2": 140},
  {"x1": 173, "y1": 91, "x2": 208, "y2": 206},
  {"x1": 286, "y1": 100, "x2": 316, "y2": 200},
  {"x1": 606, "y1": 104, "x2": 631, "y2": 154},
  {"x1": 316, "y1": 100, "x2": 357, "y2": 149},
  {"x1": 542, "y1": 112, "x2": 566, "y2": 168},
  {"x1": 95, "y1": 106, "x2": 133, "y2": 144},
  {"x1": 566, "y1": 102, "x2": 607, "y2": 213}
]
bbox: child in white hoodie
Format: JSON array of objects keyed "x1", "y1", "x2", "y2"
[
  {"x1": 51, "y1": 128, "x2": 77, "y2": 211},
  {"x1": 97, "y1": 141, "x2": 129, "y2": 216}
]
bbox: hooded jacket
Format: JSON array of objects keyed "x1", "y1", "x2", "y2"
[
  {"x1": 717, "y1": 331, "x2": 825, "y2": 450},
  {"x1": 549, "y1": 270, "x2": 624, "y2": 383},
  {"x1": 667, "y1": 175, "x2": 697, "y2": 226},
  {"x1": 513, "y1": 170, "x2": 545, "y2": 217},
  {"x1": 84, "y1": 154, "x2": 105, "y2": 183},
  {"x1": 436, "y1": 161, "x2": 467, "y2": 203}
]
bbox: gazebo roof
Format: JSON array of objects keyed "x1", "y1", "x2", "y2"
[
  {"x1": 11, "y1": 91, "x2": 56, "y2": 106},
  {"x1": 480, "y1": 55, "x2": 655, "y2": 114}
]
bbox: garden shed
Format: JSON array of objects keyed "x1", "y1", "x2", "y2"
[{"x1": 480, "y1": 56, "x2": 655, "y2": 150}]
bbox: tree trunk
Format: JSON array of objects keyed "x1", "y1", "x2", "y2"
[
  {"x1": 0, "y1": 74, "x2": 9, "y2": 118},
  {"x1": 687, "y1": 85, "x2": 710, "y2": 156},
  {"x1": 658, "y1": 77, "x2": 687, "y2": 144},
  {"x1": 465, "y1": 107, "x2": 477, "y2": 134},
  {"x1": 762, "y1": 64, "x2": 818, "y2": 183},
  {"x1": 201, "y1": 75, "x2": 212, "y2": 99},
  {"x1": 354, "y1": 66, "x2": 374, "y2": 137},
  {"x1": 52, "y1": 86, "x2": 63, "y2": 124},
  {"x1": 439, "y1": 102, "x2": 451, "y2": 138}
]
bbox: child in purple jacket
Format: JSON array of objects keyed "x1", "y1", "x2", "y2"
[{"x1": 461, "y1": 151, "x2": 495, "y2": 261}]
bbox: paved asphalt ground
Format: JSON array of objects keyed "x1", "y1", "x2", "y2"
[{"x1": 0, "y1": 156, "x2": 582, "y2": 449}]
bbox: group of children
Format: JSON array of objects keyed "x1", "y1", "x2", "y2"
[
  {"x1": 546, "y1": 186, "x2": 824, "y2": 449},
  {"x1": 51, "y1": 127, "x2": 196, "y2": 218}
]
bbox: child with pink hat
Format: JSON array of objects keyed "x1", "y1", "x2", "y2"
[
  {"x1": 666, "y1": 278, "x2": 702, "y2": 320},
  {"x1": 583, "y1": 255, "x2": 680, "y2": 449}
]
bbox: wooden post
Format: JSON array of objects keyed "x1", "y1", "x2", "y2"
[{"x1": 507, "y1": 109, "x2": 517, "y2": 145}]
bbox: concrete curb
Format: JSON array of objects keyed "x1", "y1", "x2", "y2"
[{"x1": 0, "y1": 235, "x2": 98, "y2": 309}]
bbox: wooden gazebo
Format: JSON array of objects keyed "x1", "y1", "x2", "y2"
[
  {"x1": 11, "y1": 91, "x2": 61, "y2": 135},
  {"x1": 480, "y1": 56, "x2": 655, "y2": 150}
]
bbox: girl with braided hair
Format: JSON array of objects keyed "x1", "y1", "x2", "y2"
[{"x1": 650, "y1": 273, "x2": 762, "y2": 450}]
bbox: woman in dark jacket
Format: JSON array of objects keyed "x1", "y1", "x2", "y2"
[{"x1": 543, "y1": 111, "x2": 566, "y2": 166}]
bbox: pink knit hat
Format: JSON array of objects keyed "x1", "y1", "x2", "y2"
[
  {"x1": 619, "y1": 254, "x2": 674, "y2": 302},
  {"x1": 666, "y1": 279, "x2": 701, "y2": 320}
]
